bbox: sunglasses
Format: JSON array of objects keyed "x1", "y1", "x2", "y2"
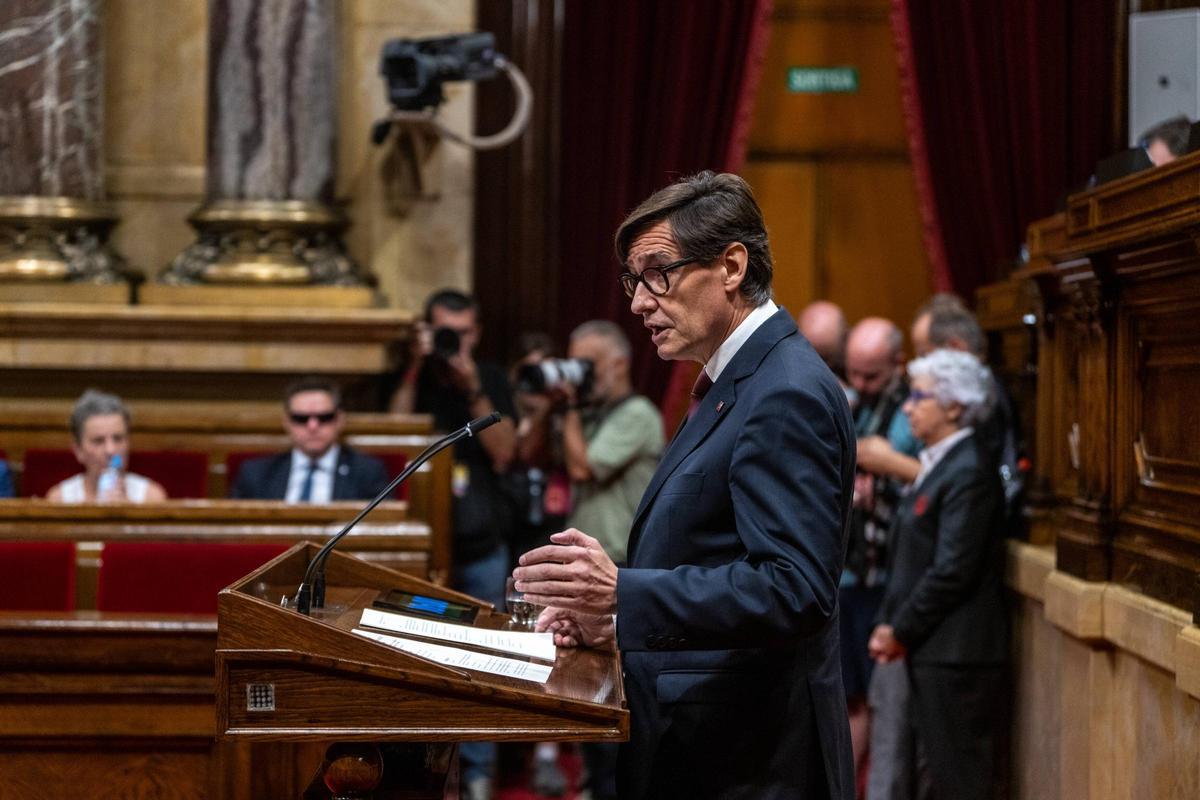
[{"x1": 288, "y1": 411, "x2": 338, "y2": 426}]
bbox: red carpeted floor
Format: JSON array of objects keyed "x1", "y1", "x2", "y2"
[{"x1": 495, "y1": 744, "x2": 586, "y2": 800}]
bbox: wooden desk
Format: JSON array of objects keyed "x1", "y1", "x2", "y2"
[
  {"x1": 0, "y1": 611, "x2": 322, "y2": 800},
  {"x1": 0, "y1": 499, "x2": 431, "y2": 608},
  {"x1": 0, "y1": 404, "x2": 453, "y2": 583},
  {"x1": 987, "y1": 149, "x2": 1200, "y2": 620}
]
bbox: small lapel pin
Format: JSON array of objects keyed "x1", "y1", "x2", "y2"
[
  {"x1": 338, "y1": 464, "x2": 350, "y2": 476},
  {"x1": 715, "y1": 401, "x2": 725, "y2": 413}
]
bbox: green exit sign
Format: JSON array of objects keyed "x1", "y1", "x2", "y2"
[{"x1": 787, "y1": 66, "x2": 859, "y2": 94}]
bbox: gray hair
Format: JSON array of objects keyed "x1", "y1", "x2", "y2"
[
  {"x1": 70, "y1": 389, "x2": 131, "y2": 442},
  {"x1": 928, "y1": 306, "x2": 986, "y2": 358},
  {"x1": 907, "y1": 349, "x2": 991, "y2": 426},
  {"x1": 570, "y1": 319, "x2": 631, "y2": 359}
]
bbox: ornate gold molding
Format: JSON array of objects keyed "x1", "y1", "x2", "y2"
[
  {"x1": 161, "y1": 199, "x2": 369, "y2": 286},
  {"x1": 0, "y1": 196, "x2": 126, "y2": 282}
]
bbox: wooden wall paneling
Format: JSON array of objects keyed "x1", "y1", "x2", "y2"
[
  {"x1": 1050, "y1": 259, "x2": 1115, "y2": 583},
  {"x1": 1109, "y1": 248, "x2": 1200, "y2": 615},
  {"x1": 1018, "y1": 151, "x2": 1200, "y2": 618},
  {"x1": 744, "y1": 0, "x2": 930, "y2": 335},
  {"x1": 820, "y1": 161, "x2": 932, "y2": 330},
  {"x1": 748, "y1": 2, "x2": 905, "y2": 156},
  {"x1": 740, "y1": 161, "x2": 819, "y2": 312},
  {"x1": 474, "y1": 0, "x2": 564, "y2": 365}
]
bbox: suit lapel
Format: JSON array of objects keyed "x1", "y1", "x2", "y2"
[
  {"x1": 331, "y1": 448, "x2": 351, "y2": 500},
  {"x1": 631, "y1": 377, "x2": 738, "y2": 527},
  {"x1": 268, "y1": 454, "x2": 291, "y2": 500},
  {"x1": 627, "y1": 309, "x2": 797, "y2": 559}
]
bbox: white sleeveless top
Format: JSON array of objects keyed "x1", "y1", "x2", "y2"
[{"x1": 57, "y1": 472, "x2": 153, "y2": 503}]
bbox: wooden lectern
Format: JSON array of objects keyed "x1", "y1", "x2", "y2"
[{"x1": 216, "y1": 542, "x2": 627, "y2": 797}]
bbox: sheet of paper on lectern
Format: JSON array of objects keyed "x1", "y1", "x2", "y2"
[
  {"x1": 359, "y1": 607, "x2": 556, "y2": 662},
  {"x1": 352, "y1": 628, "x2": 553, "y2": 683}
]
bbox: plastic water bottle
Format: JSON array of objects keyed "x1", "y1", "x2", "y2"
[{"x1": 97, "y1": 454, "x2": 122, "y2": 500}]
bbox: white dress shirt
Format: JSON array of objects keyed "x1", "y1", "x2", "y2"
[
  {"x1": 285, "y1": 444, "x2": 340, "y2": 503},
  {"x1": 913, "y1": 427, "x2": 974, "y2": 489},
  {"x1": 703, "y1": 299, "x2": 779, "y2": 382}
]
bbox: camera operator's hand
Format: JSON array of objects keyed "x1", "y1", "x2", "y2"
[
  {"x1": 389, "y1": 322, "x2": 434, "y2": 414},
  {"x1": 550, "y1": 379, "x2": 578, "y2": 412},
  {"x1": 443, "y1": 347, "x2": 483, "y2": 400},
  {"x1": 410, "y1": 321, "x2": 434, "y2": 364}
]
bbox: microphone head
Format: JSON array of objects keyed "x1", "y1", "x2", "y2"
[{"x1": 467, "y1": 411, "x2": 501, "y2": 434}]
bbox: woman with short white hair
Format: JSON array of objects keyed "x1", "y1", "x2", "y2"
[{"x1": 866, "y1": 349, "x2": 1006, "y2": 800}]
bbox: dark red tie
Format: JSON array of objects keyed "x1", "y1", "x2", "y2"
[{"x1": 687, "y1": 370, "x2": 713, "y2": 420}]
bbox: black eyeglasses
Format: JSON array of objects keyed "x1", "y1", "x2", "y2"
[
  {"x1": 619, "y1": 257, "x2": 700, "y2": 299},
  {"x1": 288, "y1": 411, "x2": 338, "y2": 426},
  {"x1": 906, "y1": 389, "x2": 936, "y2": 403}
]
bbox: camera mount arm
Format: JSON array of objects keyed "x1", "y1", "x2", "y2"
[{"x1": 382, "y1": 56, "x2": 532, "y2": 151}]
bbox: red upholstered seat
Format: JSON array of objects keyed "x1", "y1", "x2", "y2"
[
  {"x1": 22, "y1": 449, "x2": 209, "y2": 499},
  {"x1": 224, "y1": 451, "x2": 272, "y2": 494},
  {"x1": 376, "y1": 452, "x2": 409, "y2": 500},
  {"x1": 0, "y1": 541, "x2": 76, "y2": 611},
  {"x1": 128, "y1": 451, "x2": 209, "y2": 498},
  {"x1": 96, "y1": 541, "x2": 288, "y2": 614},
  {"x1": 20, "y1": 449, "x2": 78, "y2": 498}
]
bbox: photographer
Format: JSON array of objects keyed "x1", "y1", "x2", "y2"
[
  {"x1": 388, "y1": 288, "x2": 517, "y2": 800},
  {"x1": 519, "y1": 321, "x2": 663, "y2": 566},
  {"x1": 519, "y1": 320, "x2": 662, "y2": 800}
]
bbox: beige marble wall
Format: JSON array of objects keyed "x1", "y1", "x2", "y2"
[
  {"x1": 1008, "y1": 543, "x2": 1200, "y2": 799},
  {"x1": 337, "y1": 0, "x2": 475, "y2": 312},
  {"x1": 103, "y1": 0, "x2": 207, "y2": 278},
  {"x1": 102, "y1": 0, "x2": 475, "y2": 308}
]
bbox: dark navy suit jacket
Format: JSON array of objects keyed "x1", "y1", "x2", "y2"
[
  {"x1": 615, "y1": 308, "x2": 856, "y2": 800},
  {"x1": 879, "y1": 434, "x2": 1007, "y2": 665},
  {"x1": 228, "y1": 446, "x2": 390, "y2": 501}
]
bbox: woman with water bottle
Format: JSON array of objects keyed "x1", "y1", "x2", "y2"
[{"x1": 45, "y1": 390, "x2": 167, "y2": 503}]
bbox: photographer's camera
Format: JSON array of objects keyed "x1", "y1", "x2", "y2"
[{"x1": 516, "y1": 358, "x2": 594, "y2": 400}]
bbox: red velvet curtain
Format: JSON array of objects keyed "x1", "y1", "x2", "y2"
[
  {"x1": 556, "y1": 0, "x2": 773, "y2": 406},
  {"x1": 891, "y1": 0, "x2": 1118, "y2": 298}
]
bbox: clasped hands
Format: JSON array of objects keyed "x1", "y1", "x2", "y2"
[
  {"x1": 513, "y1": 528, "x2": 617, "y2": 649},
  {"x1": 867, "y1": 624, "x2": 907, "y2": 664}
]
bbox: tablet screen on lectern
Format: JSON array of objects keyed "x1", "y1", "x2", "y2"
[{"x1": 372, "y1": 590, "x2": 480, "y2": 624}]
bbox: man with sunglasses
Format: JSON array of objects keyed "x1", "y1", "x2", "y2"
[
  {"x1": 230, "y1": 377, "x2": 389, "y2": 502},
  {"x1": 514, "y1": 172, "x2": 857, "y2": 800}
]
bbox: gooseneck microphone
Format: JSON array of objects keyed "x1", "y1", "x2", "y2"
[{"x1": 291, "y1": 411, "x2": 501, "y2": 615}]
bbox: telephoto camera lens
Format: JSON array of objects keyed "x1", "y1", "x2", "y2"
[
  {"x1": 432, "y1": 327, "x2": 461, "y2": 360},
  {"x1": 516, "y1": 358, "x2": 594, "y2": 397}
]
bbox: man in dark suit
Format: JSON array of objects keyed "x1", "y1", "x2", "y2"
[
  {"x1": 514, "y1": 172, "x2": 856, "y2": 800},
  {"x1": 230, "y1": 378, "x2": 389, "y2": 502}
]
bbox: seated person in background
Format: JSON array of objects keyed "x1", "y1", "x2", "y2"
[
  {"x1": 1140, "y1": 114, "x2": 1190, "y2": 167},
  {"x1": 230, "y1": 377, "x2": 389, "y2": 502},
  {"x1": 867, "y1": 349, "x2": 1006, "y2": 800},
  {"x1": 47, "y1": 389, "x2": 167, "y2": 503},
  {"x1": 0, "y1": 458, "x2": 14, "y2": 498}
]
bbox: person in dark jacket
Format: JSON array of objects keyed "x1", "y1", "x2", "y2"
[
  {"x1": 231, "y1": 378, "x2": 388, "y2": 502},
  {"x1": 516, "y1": 172, "x2": 856, "y2": 800},
  {"x1": 867, "y1": 348, "x2": 1007, "y2": 800}
]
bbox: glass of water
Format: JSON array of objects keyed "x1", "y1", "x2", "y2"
[{"x1": 505, "y1": 576, "x2": 538, "y2": 630}]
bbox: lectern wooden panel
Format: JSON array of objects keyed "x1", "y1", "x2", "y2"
[{"x1": 216, "y1": 543, "x2": 628, "y2": 745}]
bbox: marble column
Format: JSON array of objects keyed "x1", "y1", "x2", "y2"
[
  {"x1": 0, "y1": 0, "x2": 125, "y2": 282},
  {"x1": 164, "y1": 0, "x2": 365, "y2": 286}
]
